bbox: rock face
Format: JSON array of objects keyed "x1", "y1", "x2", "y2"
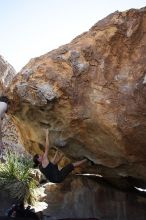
[
  {"x1": 0, "y1": 56, "x2": 24, "y2": 156},
  {"x1": 8, "y1": 8, "x2": 146, "y2": 185},
  {"x1": 43, "y1": 176, "x2": 146, "y2": 220},
  {"x1": 0, "y1": 56, "x2": 16, "y2": 91},
  {"x1": 1, "y1": 114, "x2": 25, "y2": 155}
]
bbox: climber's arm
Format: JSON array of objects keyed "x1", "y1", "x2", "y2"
[{"x1": 43, "y1": 129, "x2": 50, "y2": 160}]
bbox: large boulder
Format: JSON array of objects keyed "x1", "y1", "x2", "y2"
[
  {"x1": 8, "y1": 7, "x2": 146, "y2": 185},
  {"x1": 43, "y1": 176, "x2": 146, "y2": 220}
]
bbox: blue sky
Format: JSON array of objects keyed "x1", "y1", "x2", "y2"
[{"x1": 0, "y1": 0, "x2": 145, "y2": 72}]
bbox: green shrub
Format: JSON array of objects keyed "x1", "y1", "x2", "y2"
[{"x1": 0, "y1": 150, "x2": 37, "y2": 204}]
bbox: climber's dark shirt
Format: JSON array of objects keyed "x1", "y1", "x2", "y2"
[{"x1": 39, "y1": 161, "x2": 74, "y2": 183}]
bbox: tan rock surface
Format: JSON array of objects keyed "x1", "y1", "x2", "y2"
[
  {"x1": 8, "y1": 8, "x2": 146, "y2": 184},
  {"x1": 42, "y1": 176, "x2": 146, "y2": 220}
]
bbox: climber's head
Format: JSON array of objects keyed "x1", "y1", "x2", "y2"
[{"x1": 33, "y1": 154, "x2": 43, "y2": 168}]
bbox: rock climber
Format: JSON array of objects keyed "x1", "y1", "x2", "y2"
[{"x1": 33, "y1": 129, "x2": 87, "y2": 183}]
